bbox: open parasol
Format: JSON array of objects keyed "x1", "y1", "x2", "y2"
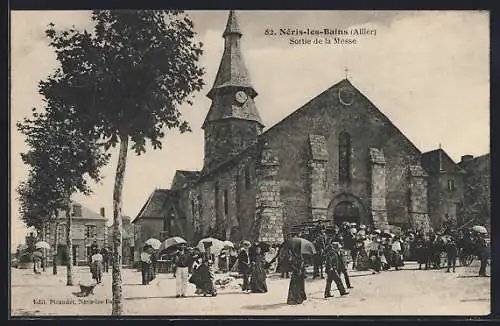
[
  {"x1": 145, "y1": 238, "x2": 162, "y2": 250},
  {"x1": 283, "y1": 237, "x2": 317, "y2": 256},
  {"x1": 35, "y1": 241, "x2": 50, "y2": 250},
  {"x1": 160, "y1": 236, "x2": 187, "y2": 251},
  {"x1": 472, "y1": 225, "x2": 488, "y2": 234},
  {"x1": 196, "y1": 237, "x2": 225, "y2": 255}
]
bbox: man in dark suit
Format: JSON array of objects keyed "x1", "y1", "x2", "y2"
[
  {"x1": 313, "y1": 228, "x2": 327, "y2": 279},
  {"x1": 334, "y1": 242, "x2": 353, "y2": 289},
  {"x1": 238, "y1": 241, "x2": 252, "y2": 293},
  {"x1": 324, "y1": 242, "x2": 349, "y2": 298}
]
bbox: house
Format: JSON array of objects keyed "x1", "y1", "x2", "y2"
[{"x1": 45, "y1": 203, "x2": 106, "y2": 266}]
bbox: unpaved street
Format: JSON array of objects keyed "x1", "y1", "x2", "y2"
[{"x1": 11, "y1": 261, "x2": 490, "y2": 316}]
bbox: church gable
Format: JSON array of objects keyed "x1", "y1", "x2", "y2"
[{"x1": 263, "y1": 79, "x2": 422, "y2": 163}]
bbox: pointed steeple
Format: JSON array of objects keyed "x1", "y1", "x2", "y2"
[
  {"x1": 202, "y1": 10, "x2": 264, "y2": 171},
  {"x1": 204, "y1": 10, "x2": 262, "y2": 128},
  {"x1": 223, "y1": 10, "x2": 242, "y2": 37}
]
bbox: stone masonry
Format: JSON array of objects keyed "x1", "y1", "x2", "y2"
[
  {"x1": 408, "y1": 165, "x2": 432, "y2": 232},
  {"x1": 369, "y1": 147, "x2": 389, "y2": 228},
  {"x1": 308, "y1": 134, "x2": 329, "y2": 221},
  {"x1": 255, "y1": 142, "x2": 284, "y2": 244}
]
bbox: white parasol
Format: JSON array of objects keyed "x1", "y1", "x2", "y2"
[
  {"x1": 144, "y1": 238, "x2": 162, "y2": 250},
  {"x1": 472, "y1": 225, "x2": 488, "y2": 234},
  {"x1": 35, "y1": 241, "x2": 50, "y2": 250}
]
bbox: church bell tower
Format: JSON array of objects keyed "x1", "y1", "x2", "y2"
[{"x1": 203, "y1": 10, "x2": 264, "y2": 172}]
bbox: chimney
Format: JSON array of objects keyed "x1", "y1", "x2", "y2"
[
  {"x1": 461, "y1": 155, "x2": 474, "y2": 163},
  {"x1": 100, "y1": 207, "x2": 105, "y2": 218}
]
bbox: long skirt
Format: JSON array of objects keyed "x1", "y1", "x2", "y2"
[
  {"x1": 415, "y1": 247, "x2": 427, "y2": 265},
  {"x1": 287, "y1": 273, "x2": 306, "y2": 305},
  {"x1": 190, "y1": 264, "x2": 216, "y2": 296},
  {"x1": 141, "y1": 262, "x2": 153, "y2": 285},
  {"x1": 91, "y1": 261, "x2": 103, "y2": 282},
  {"x1": 249, "y1": 263, "x2": 268, "y2": 293}
]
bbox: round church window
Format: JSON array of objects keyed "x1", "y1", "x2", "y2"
[{"x1": 338, "y1": 87, "x2": 355, "y2": 106}]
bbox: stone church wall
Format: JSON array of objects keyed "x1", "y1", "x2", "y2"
[
  {"x1": 180, "y1": 152, "x2": 259, "y2": 244},
  {"x1": 262, "y1": 82, "x2": 424, "y2": 230}
]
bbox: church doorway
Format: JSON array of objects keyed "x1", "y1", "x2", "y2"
[
  {"x1": 333, "y1": 201, "x2": 360, "y2": 226},
  {"x1": 328, "y1": 192, "x2": 369, "y2": 226}
]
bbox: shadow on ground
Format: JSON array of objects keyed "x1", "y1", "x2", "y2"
[{"x1": 241, "y1": 303, "x2": 289, "y2": 310}]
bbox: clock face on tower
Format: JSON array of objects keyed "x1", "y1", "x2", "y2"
[
  {"x1": 235, "y1": 90, "x2": 248, "y2": 104},
  {"x1": 338, "y1": 87, "x2": 355, "y2": 106}
]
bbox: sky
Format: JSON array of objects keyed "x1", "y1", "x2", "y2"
[{"x1": 10, "y1": 10, "x2": 489, "y2": 248}]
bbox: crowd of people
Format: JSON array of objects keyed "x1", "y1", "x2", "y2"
[
  {"x1": 299, "y1": 220, "x2": 490, "y2": 278},
  {"x1": 28, "y1": 220, "x2": 488, "y2": 306},
  {"x1": 130, "y1": 220, "x2": 490, "y2": 305}
]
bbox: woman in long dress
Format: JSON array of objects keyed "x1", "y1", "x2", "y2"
[
  {"x1": 90, "y1": 248, "x2": 104, "y2": 284},
  {"x1": 191, "y1": 245, "x2": 217, "y2": 296},
  {"x1": 287, "y1": 247, "x2": 307, "y2": 305},
  {"x1": 249, "y1": 246, "x2": 268, "y2": 293},
  {"x1": 140, "y1": 246, "x2": 153, "y2": 285}
]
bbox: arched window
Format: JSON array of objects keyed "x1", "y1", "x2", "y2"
[{"x1": 339, "y1": 131, "x2": 351, "y2": 183}]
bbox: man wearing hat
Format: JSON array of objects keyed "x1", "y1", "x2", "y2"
[
  {"x1": 324, "y1": 242, "x2": 349, "y2": 298},
  {"x1": 238, "y1": 240, "x2": 252, "y2": 293},
  {"x1": 173, "y1": 243, "x2": 191, "y2": 298},
  {"x1": 334, "y1": 242, "x2": 353, "y2": 289},
  {"x1": 313, "y1": 228, "x2": 327, "y2": 279}
]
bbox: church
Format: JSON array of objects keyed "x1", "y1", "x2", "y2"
[{"x1": 132, "y1": 11, "x2": 484, "y2": 246}]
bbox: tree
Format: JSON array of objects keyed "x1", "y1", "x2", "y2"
[
  {"x1": 17, "y1": 169, "x2": 61, "y2": 274},
  {"x1": 41, "y1": 10, "x2": 205, "y2": 315},
  {"x1": 17, "y1": 107, "x2": 109, "y2": 284}
]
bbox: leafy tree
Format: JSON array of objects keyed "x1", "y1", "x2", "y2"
[
  {"x1": 41, "y1": 10, "x2": 204, "y2": 314},
  {"x1": 17, "y1": 107, "x2": 109, "y2": 284}
]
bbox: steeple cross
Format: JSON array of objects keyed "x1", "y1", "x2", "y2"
[{"x1": 344, "y1": 67, "x2": 349, "y2": 79}]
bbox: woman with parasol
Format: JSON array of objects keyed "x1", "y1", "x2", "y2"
[
  {"x1": 192, "y1": 241, "x2": 217, "y2": 296},
  {"x1": 249, "y1": 242, "x2": 269, "y2": 293},
  {"x1": 140, "y1": 245, "x2": 154, "y2": 285},
  {"x1": 285, "y1": 238, "x2": 313, "y2": 305}
]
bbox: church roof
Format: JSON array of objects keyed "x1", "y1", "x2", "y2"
[
  {"x1": 171, "y1": 170, "x2": 201, "y2": 189},
  {"x1": 195, "y1": 78, "x2": 429, "y2": 183},
  {"x1": 133, "y1": 189, "x2": 178, "y2": 223},
  {"x1": 260, "y1": 78, "x2": 423, "y2": 158},
  {"x1": 204, "y1": 10, "x2": 262, "y2": 128},
  {"x1": 208, "y1": 10, "x2": 255, "y2": 96},
  {"x1": 421, "y1": 148, "x2": 466, "y2": 175},
  {"x1": 223, "y1": 10, "x2": 242, "y2": 37}
]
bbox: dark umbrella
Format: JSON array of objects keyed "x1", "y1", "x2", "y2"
[{"x1": 283, "y1": 237, "x2": 317, "y2": 256}]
